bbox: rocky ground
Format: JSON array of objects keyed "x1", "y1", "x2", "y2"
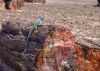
[
  {"x1": 0, "y1": 3, "x2": 100, "y2": 46},
  {"x1": 46, "y1": 0, "x2": 97, "y2": 4}
]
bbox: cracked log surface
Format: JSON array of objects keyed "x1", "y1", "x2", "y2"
[{"x1": 0, "y1": 22, "x2": 100, "y2": 71}]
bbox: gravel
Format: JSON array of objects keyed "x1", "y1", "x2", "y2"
[{"x1": 0, "y1": 3, "x2": 100, "y2": 44}]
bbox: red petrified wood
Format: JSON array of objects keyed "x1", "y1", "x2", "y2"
[{"x1": 36, "y1": 26, "x2": 100, "y2": 71}]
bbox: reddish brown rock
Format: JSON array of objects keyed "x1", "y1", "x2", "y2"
[
  {"x1": 74, "y1": 43, "x2": 100, "y2": 71},
  {"x1": 35, "y1": 26, "x2": 100, "y2": 71},
  {"x1": 36, "y1": 26, "x2": 76, "y2": 71}
]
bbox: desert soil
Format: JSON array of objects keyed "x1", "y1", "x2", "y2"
[
  {"x1": 46, "y1": 0, "x2": 97, "y2": 4},
  {"x1": 0, "y1": 2, "x2": 100, "y2": 45}
]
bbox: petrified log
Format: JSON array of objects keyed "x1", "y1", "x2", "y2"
[
  {"x1": 0, "y1": 23, "x2": 59, "y2": 53},
  {"x1": 1, "y1": 21, "x2": 48, "y2": 36},
  {"x1": 3, "y1": 0, "x2": 24, "y2": 10},
  {"x1": 0, "y1": 47, "x2": 36, "y2": 71},
  {"x1": 2, "y1": 21, "x2": 100, "y2": 49},
  {"x1": 36, "y1": 26, "x2": 76, "y2": 71},
  {"x1": 1, "y1": 21, "x2": 100, "y2": 71},
  {"x1": 0, "y1": 33, "x2": 43, "y2": 54},
  {"x1": 0, "y1": 33, "x2": 25, "y2": 52},
  {"x1": 35, "y1": 26, "x2": 100, "y2": 71},
  {"x1": 74, "y1": 44, "x2": 100, "y2": 71}
]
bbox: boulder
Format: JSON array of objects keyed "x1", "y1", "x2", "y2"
[{"x1": 4, "y1": 0, "x2": 24, "y2": 10}]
